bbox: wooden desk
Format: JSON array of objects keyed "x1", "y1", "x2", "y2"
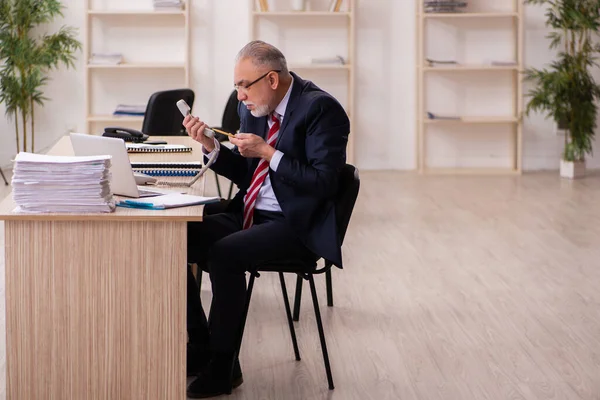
[{"x1": 0, "y1": 136, "x2": 205, "y2": 399}]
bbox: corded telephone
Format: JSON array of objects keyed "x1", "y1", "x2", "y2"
[{"x1": 103, "y1": 127, "x2": 149, "y2": 143}]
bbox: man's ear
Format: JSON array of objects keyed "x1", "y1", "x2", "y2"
[{"x1": 269, "y1": 72, "x2": 279, "y2": 89}]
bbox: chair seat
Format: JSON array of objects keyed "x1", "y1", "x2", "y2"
[{"x1": 255, "y1": 259, "x2": 317, "y2": 273}]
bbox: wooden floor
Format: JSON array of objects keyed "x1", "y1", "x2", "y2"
[{"x1": 1, "y1": 170, "x2": 600, "y2": 400}]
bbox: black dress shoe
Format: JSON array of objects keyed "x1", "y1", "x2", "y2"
[
  {"x1": 187, "y1": 353, "x2": 243, "y2": 398},
  {"x1": 187, "y1": 343, "x2": 211, "y2": 377}
]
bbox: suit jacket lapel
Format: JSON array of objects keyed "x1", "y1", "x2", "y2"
[{"x1": 276, "y1": 72, "x2": 303, "y2": 148}]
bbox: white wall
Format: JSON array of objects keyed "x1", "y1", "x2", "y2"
[{"x1": 0, "y1": 0, "x2": 598, "y2": 171}]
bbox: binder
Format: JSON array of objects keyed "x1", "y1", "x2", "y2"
[
  {"x1": 132, "y1": 168, "x2": 200, "y2": 177},
  {"x1": 126, "y1": 143, "x2": 193, "y2": 153},
  {"x1": 130, "y1": 161, "x2": 202, "y2": 169}
]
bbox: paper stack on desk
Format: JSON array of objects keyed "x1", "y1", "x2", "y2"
[{"x1": 11, "y1": 152, "x2": 116, "y2": 213}]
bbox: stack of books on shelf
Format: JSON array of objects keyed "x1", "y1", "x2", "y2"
[
  {"x1": 113, "y1": 104, "x2": 146, "y2": 117},
  {"x1": 11, "y1": 153, "x2": 116, "y2": 213},
  {"x1": 311, "y1": 56, "x2": 346, "y2": 65},
  {"x1": 89, "y1": 53, "x2": 123, "y2": 65},
  {"x1": 424, "y1": 1, "x2": 467, "y2": 13},
  {"x1": 153, "y1": 0, "x2": 184, "y2": 10}
]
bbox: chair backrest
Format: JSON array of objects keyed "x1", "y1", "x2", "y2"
[
  {"x1": 215, "y1": 90, "x2": 241, "y2": 142},
  {"x1": 334, "y1": 164, "x2": 360, "y2": 244},
  {"x1": 141, "y1": 89, "x2": 195, "y2": 136}
]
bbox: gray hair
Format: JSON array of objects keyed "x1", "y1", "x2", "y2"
[{"x1": 235, "y1": 40, "x2": 289, "y2": 75}]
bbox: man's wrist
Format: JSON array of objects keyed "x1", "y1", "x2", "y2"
[{"x1": 262, "y1": 145, "x2": 276, "y2": 162}]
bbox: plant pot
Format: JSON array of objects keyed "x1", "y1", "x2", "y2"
[{"x1": 560, "y1": 159, "x2": 586, "y2": 179}]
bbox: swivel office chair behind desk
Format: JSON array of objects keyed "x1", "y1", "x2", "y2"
[{"x1": 142, "y1": 89, "x2": 195, "y2": 136}]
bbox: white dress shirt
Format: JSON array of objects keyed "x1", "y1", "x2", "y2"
[{"x1": 203, "y1": 77, "x2": 293, "y2": 212}]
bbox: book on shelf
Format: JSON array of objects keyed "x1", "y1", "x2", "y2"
[
  {"x1": 426, "y1": 58, "x2": 458, "y2": 66},
  {"x1": 311, "y1": 55, "x2": 346, "y2": 65},
  {"x1": 113, "y1": 104, "x2": 146, "y2": 116},
  {"x1": 424, "y1": 1, "x2": 467, "y2": 13},
  {"x1": 427, "y1": 111, "x2": 461, "y2": 120},
  {"x1": 153, "y1": 0, "x2": 184, "y2": 10},
  {"x1": 89, "y1": 53, "x2": 123, "y2": 65}
]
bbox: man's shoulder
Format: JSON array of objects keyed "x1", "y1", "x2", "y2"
[{"x1": 294, "y1": 77, "x2": 345, "y2": 116}]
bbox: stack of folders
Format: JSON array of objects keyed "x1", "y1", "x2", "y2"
[
  {"x1": 153, "y1": 0, "x2": 184, "y2": 10},
  {"x1": 11, "y1": 152, "x2": 116, "y2": 213}
]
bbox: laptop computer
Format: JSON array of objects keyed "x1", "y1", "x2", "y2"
[{"x1": 70, "y1": 133, "x2": 164, "y2": 198}]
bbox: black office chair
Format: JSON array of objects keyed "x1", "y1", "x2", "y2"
[
  {"x1": 141, "y1": 88, "x2": 195, "y2": 136},
  {"x1": 234, "y1": 164, "x2": 360, "y2": 390},
  {"x1": 212, "y1": 90, "x2": 240, "y2": 199}
]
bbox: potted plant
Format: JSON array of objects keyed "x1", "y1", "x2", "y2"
[
  {"x1": 523, "y1": 0, "x2": 600, "y2": 178},
  {"x1": 0, "y1": 0, "x2": 81, "y2": 154}
]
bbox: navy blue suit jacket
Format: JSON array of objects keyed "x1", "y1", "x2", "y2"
[{"x1": 209, "y1": 72, "x2": 349, "y2": 267}]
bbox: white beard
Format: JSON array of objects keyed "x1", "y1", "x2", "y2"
[{"x1": 245, "y1": 102, "x2": 270, "y2": 118}]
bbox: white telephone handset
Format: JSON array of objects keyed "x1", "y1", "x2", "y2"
[
  {"x1": 155, "y1": 100, "x2": 218, "y2": 188},
  {"x1": 177, "y1": 99, "x2": 215, "y2": 138}
]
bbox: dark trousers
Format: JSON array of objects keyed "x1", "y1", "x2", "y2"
[{"x1": 187, "y1": 209, "x2": 316, "y2": 353}]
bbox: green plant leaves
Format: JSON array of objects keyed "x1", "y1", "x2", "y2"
[
  {"x1": 523, "y1": 0, "x2": 600, "y2": 161},
  {"x1": 0, "y1": 0, "x2": 81, "y2": 153}
]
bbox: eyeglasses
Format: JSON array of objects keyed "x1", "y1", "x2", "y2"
[{"x1": 234, "y1": 70, "x2": 281, "y2": 92}]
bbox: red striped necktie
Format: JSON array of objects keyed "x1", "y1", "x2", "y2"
[{"x1": 242, "y1": 112, "x2": 280, "y2": 229}]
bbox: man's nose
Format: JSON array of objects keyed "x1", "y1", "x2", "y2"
[{"x1": 237, "y1": 90, "x2": 247, "y2": 102}]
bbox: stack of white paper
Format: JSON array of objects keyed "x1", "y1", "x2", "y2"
[
  {"x1": 11, "y1": 152, "x2": 116, "y2": 213},
  {"x1": 153, "y1": 0, "x2": 184, "y2": 10}
]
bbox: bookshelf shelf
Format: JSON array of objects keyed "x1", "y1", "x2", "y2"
[
  {"x1": 87, "y1": 10, "x2": 185, "y2": 16},
  {"x1": 253, "y1": 11, "x2": 351, "y2": 17},
  {"x1": 87, "y1": 63, "x2": 186, "y2": 70},
  {"x1": 84, "y1": 1, "x2": 190, "y2": 134},
  {"x1": 422, "y1": 12, "x2": 519, "y2": 19},
  {"x1": 422, "y1": 64, "x2": 520, "y2": 72},
  {"x1": 424, "y1": 116, "x2": 519, "y2": 124},
  {"x1": 416, "y1": 1, "x2": 523, "y2": 174},
  {"x1": 289, "y1": 63, "x2": 351, "y2": 70}
]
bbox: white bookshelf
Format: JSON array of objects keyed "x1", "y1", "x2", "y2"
[
  {"x1": 250, "y1": 0, "x2": 356, "y2": 164},
  {"x1": 84, "y1": 1, "x2": 191, "y2": 135},
  {"x1": 416, "y1": 0, "x2": 524, "y2": 174}
]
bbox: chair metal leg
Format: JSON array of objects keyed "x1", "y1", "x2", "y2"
[
  {"x1": 214, "y1": 171, "x2": 222, "y2": 198},
  {"x1": 326, "y1": 269, "x2": 333, "y2": 307},
  {"x1": 279, "y1": 272, "x2": 301, "y2": 361},
  {"x1": 227, "y1": 181, "x2": 234, "y2": 200},
  {"x1": 0, "y1": 168, "x2": 8, "y2": 185},
  {"x1": 292, "y1": 274, "x2": 303, "y2": 321},
  {"x1": 308, "y1": 274, "x2": 334, "y2": 390}
]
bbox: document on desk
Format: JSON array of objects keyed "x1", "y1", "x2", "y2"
[
  {"x1": 11, "y1": 152, "x2": 116, "y2": 213},
  {"x1": 117, "y1": 193, "x2": 220, "y2": 210}
]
